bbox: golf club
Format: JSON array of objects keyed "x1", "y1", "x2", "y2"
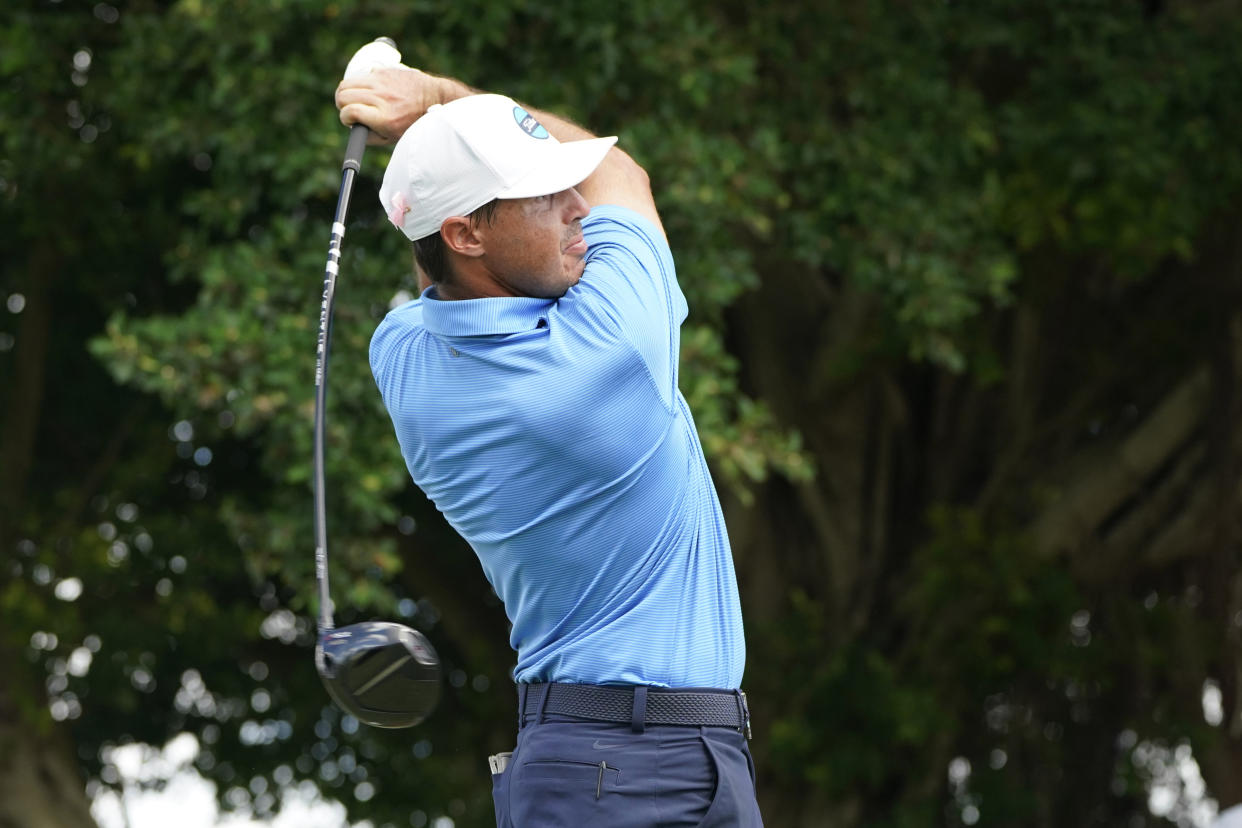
[{"x1": 313, "y1": 36, "x2": 441, "y2": 729}]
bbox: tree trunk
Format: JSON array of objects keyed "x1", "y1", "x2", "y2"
[
  {"x1": 0, "y1": 244, "x2": 98, "y2": 827},
  {"x1": 0, "y1": 244, "x2": 52, "y2": 543},
  {"x1": 0, "y1": 677, "x2": 97, "y2": 828}
]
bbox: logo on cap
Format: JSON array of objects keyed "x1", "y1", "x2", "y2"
[{"x1": 512, "y1": 106, "x2": 550, "y2": 139}]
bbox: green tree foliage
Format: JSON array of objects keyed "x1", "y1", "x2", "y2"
[{"x1": 2, "y1": 1, "x2": 1241, "y2": 827}]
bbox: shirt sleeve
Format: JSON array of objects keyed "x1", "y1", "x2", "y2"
[
  {"x1": 369, "y1": 298, "x2": 423, "y2": 414},
  {"x1": 564, "y1": 205, "x2": 689, "y2": 406}
]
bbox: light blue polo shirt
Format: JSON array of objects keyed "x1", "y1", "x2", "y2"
[{"x1": 370, "y1": 205, "x2": 744, "y2": 688}]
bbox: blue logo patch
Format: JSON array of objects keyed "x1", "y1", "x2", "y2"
[{"x1": 512, "y1": 106, "x2": 550, "y2": 139}]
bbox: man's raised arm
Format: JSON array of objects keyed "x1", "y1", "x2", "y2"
[{"x1": 336, "y1": 68, "x2": 664, "y2": 235}]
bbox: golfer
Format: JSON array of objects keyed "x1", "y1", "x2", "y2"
[{"x1": 337, "y1": 67, "x2": 762, "y2": 827}]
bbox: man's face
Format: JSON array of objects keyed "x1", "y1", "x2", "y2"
[{"x1": 477, "y1": 188, "x2": 591, "y2": 299}]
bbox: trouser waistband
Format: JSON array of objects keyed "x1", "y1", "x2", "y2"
[{"x1": 517, "y1": 682, "x2": 752, "y2": 738}]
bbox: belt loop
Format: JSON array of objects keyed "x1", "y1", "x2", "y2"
[
  {"x1": 536, "y1": 682, "x2": 553, "y2": 725},
  {"x1": 517, "y1": 683, "x2": 529, "y2": 730},
  {"x1": 631, "y1": 686, "x2": 648, "y2": 734}
]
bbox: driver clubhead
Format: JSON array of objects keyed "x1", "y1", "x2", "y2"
[{"x1": 316, "y1": 621, "x2": 441, "y2": 728}]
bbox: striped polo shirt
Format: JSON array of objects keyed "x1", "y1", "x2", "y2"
[{"x1": 369, "y1": 205, "x2": 744, "y2": 688}]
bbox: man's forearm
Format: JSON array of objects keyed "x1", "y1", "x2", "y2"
[
  {"x1": 515, "y1": 103, "x2": 597, "y2": 144},
  {"x1": 431, "y1": 76, "x2": 596, "y2": 144},
  {"x1": 338, "y1": 68, "x2": 662, "y2": 232},
  {"x1": 339, "y1": 68, "x2": 597, "y2": 144},
  {"x1": 431, "y1": 78, "x2": 659, "y2": 228}
]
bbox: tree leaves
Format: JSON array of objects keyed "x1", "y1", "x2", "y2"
[{"x1": 5, "y1": 1, "x2": 1242, "y2": 826}]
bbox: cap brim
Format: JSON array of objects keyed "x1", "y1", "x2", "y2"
[{"x1": 494, "y1": 136, "x2": 618, "y2": 199}]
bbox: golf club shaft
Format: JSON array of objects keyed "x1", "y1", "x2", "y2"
[
  {"x1": 314, "y1": 135, "x2": 370, "y2": 632},
  {"x1": 315, "y1": 36, "x2": 402, "y2": 635}
]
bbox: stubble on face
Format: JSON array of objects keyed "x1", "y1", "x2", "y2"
[
  {"x1": 483, "y1": 191, "x2": 589, "y2": 298},
  {"x1": 561, "y1": 218, "x2": 587, "y2": 280}
]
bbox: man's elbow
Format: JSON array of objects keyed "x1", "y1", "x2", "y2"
[
  {"x1": 581, "y1": 147, "x2": 663, "y2": 233},
  {"x1": 609, "y1": 148, "x2": 651, "y2": 193},
  {"x1": 600, "y1": 149, "x2": 656, "y2": 202}
]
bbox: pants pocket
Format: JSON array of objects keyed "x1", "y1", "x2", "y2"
[
  {"x1": 654, "y1": 736, "x2": 716, "y2": 827},
  {"x1": 491, "y1": 750, "x2": 514, "y2": 827},
  {"x1": 696, "y1": 732, "x2": 764, "y2": 828},
  {"x1": 511, "y1": 759, "x2": 622, "y2": 826},
  {"x1": 520, "y1": 758, "x2": 620, "y2": 790}
]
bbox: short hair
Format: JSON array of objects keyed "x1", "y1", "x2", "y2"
[{"x1": 412, "y1": 199, "x2": 500, "y2": 285}]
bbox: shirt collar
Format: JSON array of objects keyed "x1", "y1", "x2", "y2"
[{"x1": 419, "y1": 286, "x2": 553, "y2": 336}]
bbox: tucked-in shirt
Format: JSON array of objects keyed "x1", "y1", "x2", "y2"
[{"x1": 370, "y1": 205, "x2": 744, "y2": 688}]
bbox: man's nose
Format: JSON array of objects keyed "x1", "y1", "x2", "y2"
[{"x1": 562, "y1": 187, "x2": 590, "y2": 221}]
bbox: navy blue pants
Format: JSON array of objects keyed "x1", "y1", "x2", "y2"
[{"x1": 491, "y1": 712, "x2": 763, "y2": 827}]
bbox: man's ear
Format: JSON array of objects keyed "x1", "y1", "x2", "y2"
[{"x1": 440, "y1": 216, "x2": 486, "y2": 258}]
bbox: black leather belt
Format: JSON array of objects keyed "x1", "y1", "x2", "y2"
[{"x1": 518, "y1": 683, "x2": 752, "y2": 738}]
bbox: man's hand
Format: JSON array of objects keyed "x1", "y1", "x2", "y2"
[{"x1": 336, "y1": 67, "x2": 470, "y2": 145}]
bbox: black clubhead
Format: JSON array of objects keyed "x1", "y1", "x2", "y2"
[{"x1": 316, "y1": 621, "x2": 441, "y2": 728}]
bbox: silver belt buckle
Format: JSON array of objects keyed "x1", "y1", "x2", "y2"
[{"x1": 488, "y1": 751, "x2": 512, "y2": 775}]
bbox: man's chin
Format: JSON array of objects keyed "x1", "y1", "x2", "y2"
[{"x1": 566, "y1": 256, "x2": 587, "y2": 281}]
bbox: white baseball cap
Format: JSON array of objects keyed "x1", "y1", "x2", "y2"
[{"x1": 379, "y1": 93, "x2": 617, "y2": 240}]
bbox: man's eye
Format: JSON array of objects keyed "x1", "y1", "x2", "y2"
[{"x1": 524, "y1": 193, "x2": 556, "y2": 214}]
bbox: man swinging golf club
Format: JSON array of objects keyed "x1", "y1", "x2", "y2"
[{"x1": 337, "y1": 66, "x2": 763, "y2": 826}]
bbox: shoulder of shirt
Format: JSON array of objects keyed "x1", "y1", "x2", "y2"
[
  {"x1": 375, "y1": 298, "x2": 423, "y2": 333},
  {"x1": 370, "y1": 298, "x2": 424, "y2": 362}
]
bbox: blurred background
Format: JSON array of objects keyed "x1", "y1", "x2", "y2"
[{"x1": 3, "y1": 0, "x2": 1241, "y2": 826}]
